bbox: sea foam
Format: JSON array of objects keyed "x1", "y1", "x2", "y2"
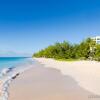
[{"x1": 0, "y1": 58, "x2": 34, "y2": 100}]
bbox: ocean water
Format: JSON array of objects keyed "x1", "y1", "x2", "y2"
[
  {"x1": 0, "y1": 57, "x2": 34, "y2": 100},
  {"x1": 0, "y1": 57, "x2": 33, "y2": 71}
]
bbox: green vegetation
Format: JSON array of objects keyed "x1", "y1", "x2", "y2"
[
  {"x1": 94, "y1": 44, "x2": 100, "y2": 61},
  {"x1": 55, "y1": 58, "x2": 80, "y2": 62},
  {"x1": 33, "y1": 38, "x2": 100, "y2": 61}
]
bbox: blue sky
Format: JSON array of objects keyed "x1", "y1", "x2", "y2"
[{"x1": 0, "y1": 0, "x2": 100, "y2": 56}]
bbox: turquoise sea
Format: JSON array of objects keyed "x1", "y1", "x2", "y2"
[
  {"x1": 0, "y1": 57, "x2": 32, "y2": 71},
  {"x1": 0, "y1": 57, "x2": 34, "y2": 99}
]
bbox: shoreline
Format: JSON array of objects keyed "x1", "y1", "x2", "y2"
[
  {"x1": 8, "y1": 58, "x2": 99, "y2": 100},
  {"x1": 0, "y1": 58, "x2": 35, "y2": 100},
  {"x1": 0, "y1": 73, "x2": 19, "y2": 100}
]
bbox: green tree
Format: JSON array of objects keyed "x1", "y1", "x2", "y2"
[
  {"x1": 33, "y1": 38, "x2": 98, "y2": 61},
  {"x1": 94, "y1": 44, "x2": 100, "y2": 61}
]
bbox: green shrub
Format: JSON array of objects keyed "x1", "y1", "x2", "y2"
[{"x1": 33, "y1": 38, "x2": 100, "y2": 61}]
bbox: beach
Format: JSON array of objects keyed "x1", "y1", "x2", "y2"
[
  {"x1": 0, "y1": 57, "x2": 34, "y2": 100},
  {"x1": 8, "y1": 58, "x2": 100, "y2": 100},
  {"x1": 34, "y1": 58, "x2": 100, "y2": 95}
]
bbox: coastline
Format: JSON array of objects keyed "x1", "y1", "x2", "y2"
[
  {"x1": 8, "y1": 58, "x2": 99, "y2": 100},
  {"x1": 0, "y1": 58, "x2": 35, "y2": 100}
]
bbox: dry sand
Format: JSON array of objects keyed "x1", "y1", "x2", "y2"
[
  {"x1": 34, "y1": 58, "x2": 100, "y2": 95},
  {"x1": 8, "y1": 58, "x2": 100, "y2": 100}
]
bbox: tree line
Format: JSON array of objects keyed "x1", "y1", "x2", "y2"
[{"x1": 33, "y1": 38, "x2": 100, "y2": 61}]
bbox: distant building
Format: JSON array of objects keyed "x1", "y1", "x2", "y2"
[{"x1": 91, "y1": 36, "x2": 100, "y2": 44}]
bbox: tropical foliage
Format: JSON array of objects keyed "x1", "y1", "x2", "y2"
[{"x1": 33, "y1": 38, "x2": 100, "y2": 61}]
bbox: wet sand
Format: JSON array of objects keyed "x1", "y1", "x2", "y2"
[{"x1": 8, "y1": 62, "x2": 96, "y2": 100}]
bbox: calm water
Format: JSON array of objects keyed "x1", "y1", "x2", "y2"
[{"x1": 0, "y1": 57, "x2": 32, "y2": 71}]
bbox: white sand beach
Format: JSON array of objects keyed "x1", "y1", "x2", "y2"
[
  {"x1": 34, "y1": 58, "x2": 100, "y2": 95},
  {"x1": 8, "y1": 58, "x2": 100, "y2": 100}
]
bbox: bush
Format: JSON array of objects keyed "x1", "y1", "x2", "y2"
[{"x1": 33, "y1": 38, "x2": 100, "y2": 61}]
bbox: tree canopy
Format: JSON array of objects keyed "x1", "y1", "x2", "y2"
[{"x1": 33, "y1": 38, "x2": 100, "y2": 61}]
